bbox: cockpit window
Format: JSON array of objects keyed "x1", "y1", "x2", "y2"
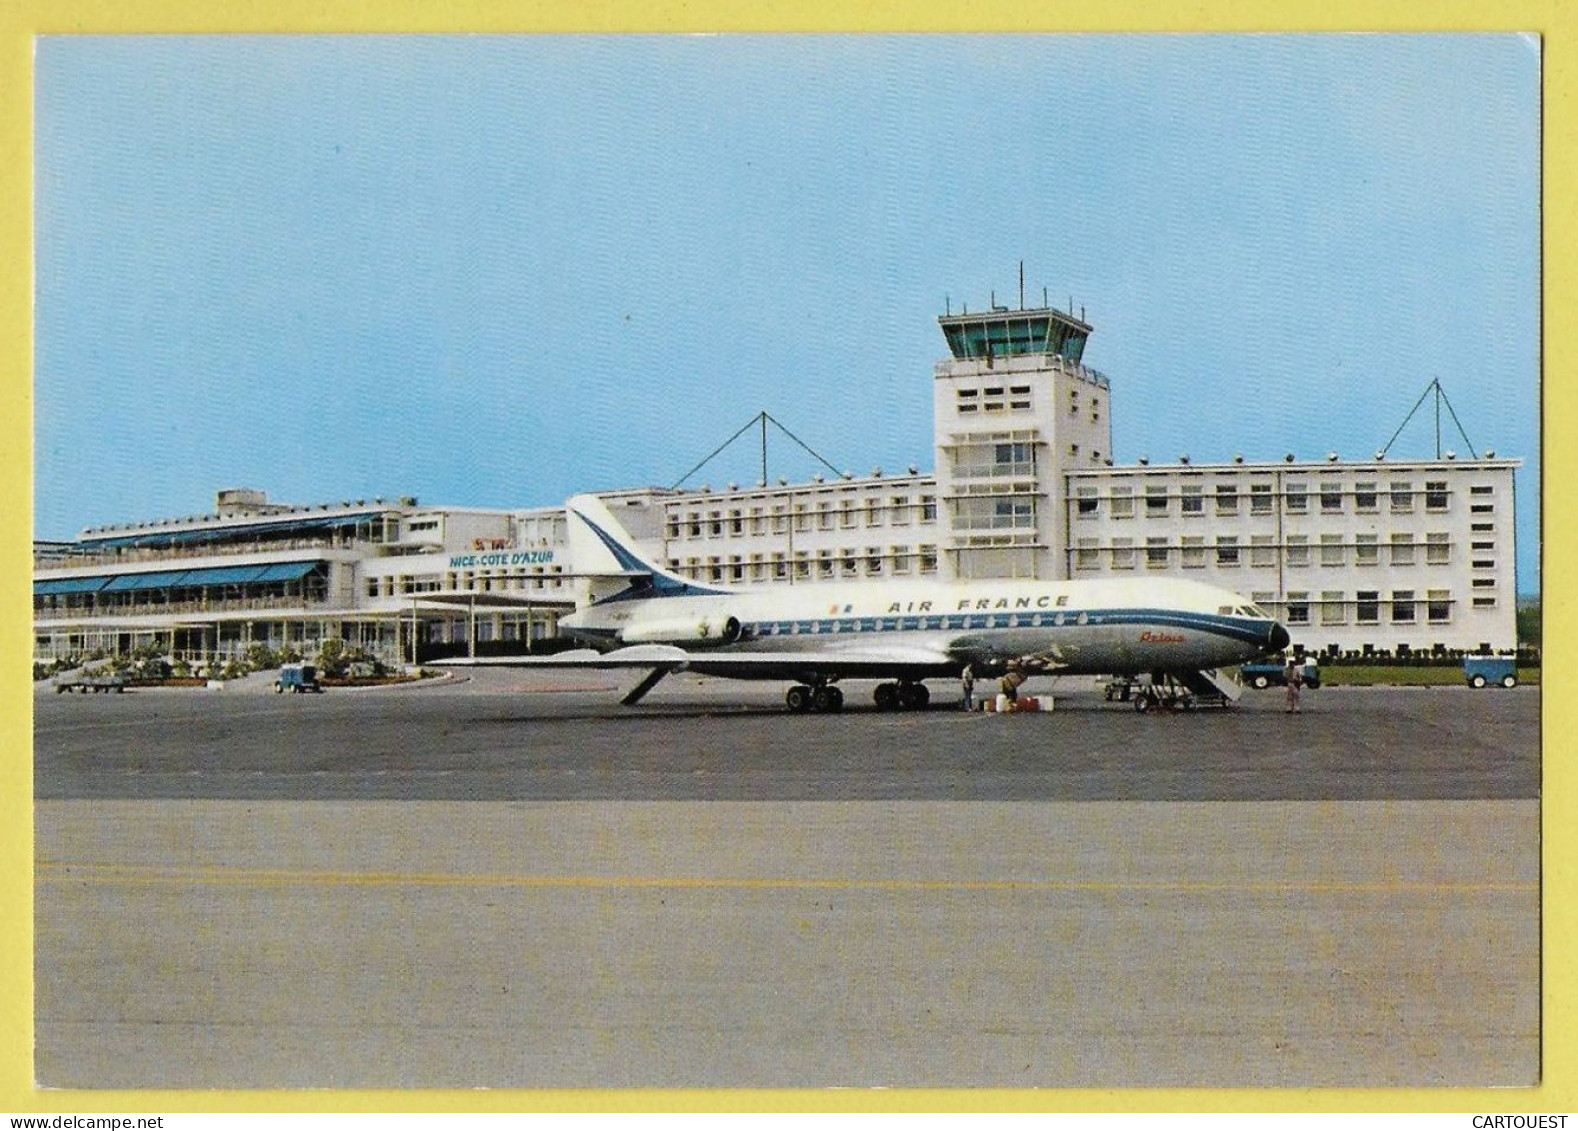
[{"x1": 1224, "y1": 604, "x2": 1269, "y2": 618}]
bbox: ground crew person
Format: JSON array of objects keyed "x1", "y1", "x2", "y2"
[
  {"x1": 1284, "y1": 657, "x2": 1303, "y2": 714},
  {"x1": 1000, "y1": 663, "x2": 1026, "y2": 707},
  {"x1": 961, "y1": 663, "x2": 976, "y2": 711}
]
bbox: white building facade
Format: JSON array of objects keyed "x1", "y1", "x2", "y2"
[
  {"x1": 649, "y1": 300, "x2": 1521, "y2": 657},
  {"x1": 34, "y1": 297, "x2": 1523, "y2": 664},
  {"x1": 1063, "y1": 458, "x2": 1518, "y2": 655},
  {"x1": 33, "y1": 490, "x2": 577, "y2": 664}
]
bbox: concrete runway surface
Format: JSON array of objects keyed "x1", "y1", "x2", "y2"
[{"x1": 34, "y1": 670, "x2": 1540, "y2": 1089}]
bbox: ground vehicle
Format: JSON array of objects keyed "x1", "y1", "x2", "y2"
[
  {"x1": 54, "y1": 673, "x2": 126, "y2": 694},
  {"x1": 1240, "y1": 659, "x2": 1321, "y2": 690},
  {"x1": 275, "y1": 662, "x2": 324, "y2": 693},
  {"x1": 1463, "y1": 656, "x2": 1517, "y2": 689},
  {"x1": 1103, "y1": 676, "x2": 1134, "y2": 702}
]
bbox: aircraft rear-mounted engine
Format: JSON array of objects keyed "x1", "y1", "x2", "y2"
[{"x1": 620, "y1": 615, "x2": 744, "y2": 648}]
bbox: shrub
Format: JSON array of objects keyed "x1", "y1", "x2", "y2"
[
  {"x1": 245, "y1": 643, "x2": 279, "y2": 672},
  {"x1": 317, "y1": 637, "x2": 348, "y2": 677},
  {"x1": 318, "y1": 637, "x2": 383, "y2": 678}
]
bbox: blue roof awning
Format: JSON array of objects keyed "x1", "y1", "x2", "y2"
[
  {"x1": 100, "y1": 570, "x2": 192, "y2": 592},
  {"x1": 172, "y1": 564, "x2": 269, "y2": 586},
  {"x1": 253, "y1": 561, "x2": 322, "y2": 582},
  {"x1": 35, "y1": 560, "x2": 324, "y2": 597},
  {"x1": 34, "y1": 575, "x2": 110, "y2": 596}
]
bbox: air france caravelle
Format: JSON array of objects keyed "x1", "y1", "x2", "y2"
[{"x1": 440, "y1": 494, "x2": 1292, "y2": 712}]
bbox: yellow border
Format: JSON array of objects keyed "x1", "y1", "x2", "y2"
[{"x1": 5, "y1": 2, "x2": 1566, "y2": 1114}]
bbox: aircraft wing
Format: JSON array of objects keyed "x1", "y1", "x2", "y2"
[
  {"x1": 435, "y1": 643, "x2": 961, "y2": 706},
  {"x1": 435, "y1": 643, "x2": 959, "y2": 680},
  {"x1": 437, "y1": 646, "x2": 690, "y2": 669}
]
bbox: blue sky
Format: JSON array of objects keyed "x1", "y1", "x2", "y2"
[{"x1": 34, "y1": 35, "x2": 1541, "y2": 591}]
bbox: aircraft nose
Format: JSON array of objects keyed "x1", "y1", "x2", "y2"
[{"x1": 1267, "y1": 622, "x2": 1291, "y2": 652}]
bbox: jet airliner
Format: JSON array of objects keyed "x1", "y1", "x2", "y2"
[{"x1": 438, "y1": 494, "x2": 1292, "y2": 712}]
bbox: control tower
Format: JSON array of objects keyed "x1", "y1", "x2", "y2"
[{"x1": 933, "y1": 299, "x2": 1113, "y2": 580}]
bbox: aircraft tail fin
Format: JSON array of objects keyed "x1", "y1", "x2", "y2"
[{"x1": 565, "y1": 494, "x2": 732, "y2": 603}]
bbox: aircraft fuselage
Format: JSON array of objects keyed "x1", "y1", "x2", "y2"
[{"x1": 562, "y1": 574, "x2": 1286, "y2": 679}]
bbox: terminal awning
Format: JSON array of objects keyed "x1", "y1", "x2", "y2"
[
  {"x1": 174, "y1": 564, "x2": 269, "y2": 586},
  {"x1": 34, "y1": 576, "x2": 111, "y2": 595},
  {"x1": 35, "y1": 560, "x2": 325, "y2": 596},
  {"x1": 100, "y1": 570, "x2": 192, "y2": 591},
  {"x1": 251, "y1": 561, "x2": 320, "y2": 582}
]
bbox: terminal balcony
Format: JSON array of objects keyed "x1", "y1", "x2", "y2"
[
  {"x1": 35, "y1": 531, "x2": 385, "y2": 572},
  {"x1": 933, "y1": 350, "x2": 1109, "y2": 390}
]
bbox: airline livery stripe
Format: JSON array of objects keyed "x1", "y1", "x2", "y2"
[{"x1": 738, "y1": 608, "x2": 1267, "y2": 645}]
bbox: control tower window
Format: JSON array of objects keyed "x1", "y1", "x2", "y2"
[{"x1": 940, "y1": 310, "x2": 1090, "y2": 364}]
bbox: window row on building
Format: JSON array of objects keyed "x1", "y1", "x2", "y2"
[
  {"x1": 1249, "y1": 588, "x2": 1489, "y2": 627},
  {"x1": 1071, "y1": 532, "x2": 1499, "y2": 572},
  {"x1": 665, "y1": 494, "x2": 940, "y2": 541},
  {"x1": 363, "y1": 566, "x2": 567, "y2": 599},
  {"x1": 950, "y1": 440, "x2": 1040, "y2": 480},
  {"x1": 1071, "y1": 479, "x2": 1498, "y2": 519},
  {"x1": 669, "y1": 544, "x2": 942, "y2": 584},
  {"x1": 953, "y1": 383, "x2": 1106, "y2": 424}
]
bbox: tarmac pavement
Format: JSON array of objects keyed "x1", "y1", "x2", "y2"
[{"x1": 33, "y1": 671, "x2": 1541, "y2": 1089}]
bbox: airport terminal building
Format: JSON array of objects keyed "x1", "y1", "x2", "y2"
[{"x1": 33, "y1": 299, "x2": 1522, "y2": 663}]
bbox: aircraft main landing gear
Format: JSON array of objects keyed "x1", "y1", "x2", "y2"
[
  {"x1": 1133, "y1": 678, "x2": 1194, "y2": 712},
  {"x1": 873, "y1": 681, "x2": 930, "y2": 711},
  {"x1": 786, "y1": 683, "x2": 844, "y2": 713}
]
